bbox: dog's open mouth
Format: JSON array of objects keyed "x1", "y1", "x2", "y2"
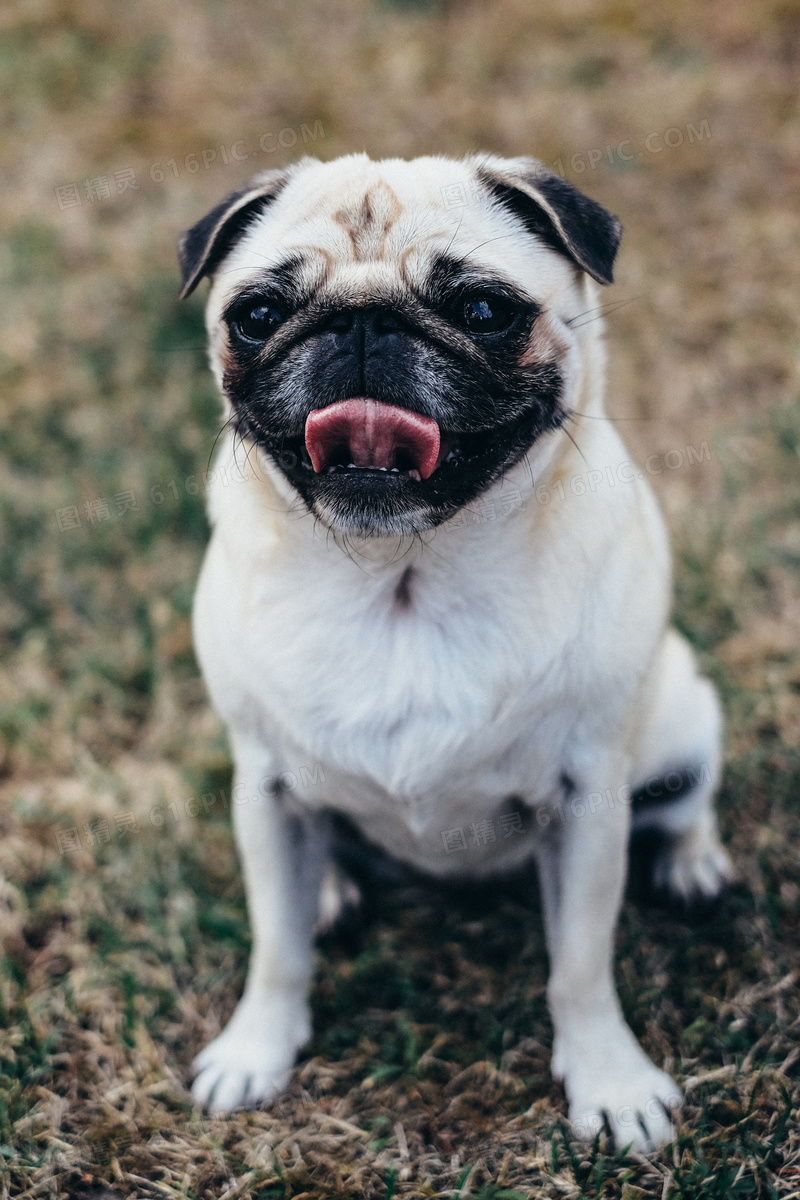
[
  {"x1": 258, "y1": 374, "x2": 564, "y2": 532},
  {"x1": 304, "y1": 398, "x2": 449, "y2": 482},
  {"x1": 267, "y1": 393, "x2": 552, "y2": 498}
]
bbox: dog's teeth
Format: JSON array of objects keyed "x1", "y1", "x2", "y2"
[
  {"x1": 378, "y1": 466, "x2": 387, "y2": 472},
  {"x1": 390, "y1": 467, "x2": 399, "y2": 473},
  {"x1": 408, "y1": 469, "x2": 421, "y2": 482},
  {"x1": 444, "y1": 438, "x2": 463, "y2": 465}
]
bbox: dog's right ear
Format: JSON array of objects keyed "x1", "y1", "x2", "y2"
[{"x1": 178, "y1": 168, "x2": 293, "y2": 299}]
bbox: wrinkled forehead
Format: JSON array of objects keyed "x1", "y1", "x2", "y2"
[{"x1": 211, "y1": 157, "x2": 579, "y2": 311}]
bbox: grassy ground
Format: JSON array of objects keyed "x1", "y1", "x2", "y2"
[{"x1": 1, "y1": 0, "x2": 800, "y2": 1195}]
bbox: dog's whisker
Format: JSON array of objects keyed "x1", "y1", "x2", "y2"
[
  {"x1": 565, "y1": 295, "x2": 642, "y2": 328},
  {"x1": 560, "y1": 422, "x2": 587, "y2": 466},
  {"x1": 208, "y1": 410, "x2": 240, "y2": 474},
  {"x1": 567, "y1": 409, "x2": 655, "y2": 423},
  {"x1": 464, "y1": 232, "x2": 523, "y2": 257},
  {"x1": 442, "y1": 211, "x2": 465, "y2": 259},
  {"x1": 521, "y1": 449, "x2": 535, "y2": 490}
]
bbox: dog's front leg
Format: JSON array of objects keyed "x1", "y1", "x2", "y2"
[
  {"x1": 191, "y1": 736, "x2": 329, "y2": 1113},
  {"x1": 539, "y1": 766, "x2": 681, "y2": 1152}
]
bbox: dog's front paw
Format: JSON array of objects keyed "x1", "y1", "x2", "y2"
[
  {"x1": 555, "y1": 1030, "x2": 681, "y2": 1153},
  {"x1": 191, "y1": 989, "x2": 310, "y2": 1114},
  {"x1": 568, "y1": 1064, "x2": 681, "y2": 1153}
]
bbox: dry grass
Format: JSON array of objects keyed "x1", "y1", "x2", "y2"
[{"x1": 1, "y1": 0, "x2": 799, "y2": 1194}]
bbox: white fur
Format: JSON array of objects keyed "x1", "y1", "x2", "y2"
[{"x1": 187, "y1": 155, "x2": 732, "y2": 1149}]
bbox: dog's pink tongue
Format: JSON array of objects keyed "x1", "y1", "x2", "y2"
[{"x1": 305, "y1": 398, "x2": 440, "y2": 479}]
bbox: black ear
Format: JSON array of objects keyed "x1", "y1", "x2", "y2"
[
  {"x1": 474, "y1": 156, "x2": 622, "y2": 286},
  {"x1": 177, "y1": 168, "x2": 293, "y2": 299}
]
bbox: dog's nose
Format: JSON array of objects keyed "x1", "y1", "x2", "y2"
[
  {"x1": 316, "y1": 308, "x2": 412, "y2": 399},
  {"x1": 325, "y1": 308, "x2": 406, "y2": 343}
]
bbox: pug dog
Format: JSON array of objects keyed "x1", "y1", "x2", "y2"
[{"x1": 179, "y1": 153, "x2": 733, "y2": 1150}]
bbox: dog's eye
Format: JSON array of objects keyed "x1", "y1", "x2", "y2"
[
  {"x1": 232, "y1": 302, "x2": 286, "y2": 342},
  {"x1": 455, "y1": 295, "x2": 518, "y2": 335}
]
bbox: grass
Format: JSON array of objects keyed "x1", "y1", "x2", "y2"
[{"x1": 1, "y1": 0, "x2": 799, "y2": 1194}]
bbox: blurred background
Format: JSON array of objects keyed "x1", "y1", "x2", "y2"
[{"x1": 1, "y1": 1, "x2": 799, "y2": 1196}]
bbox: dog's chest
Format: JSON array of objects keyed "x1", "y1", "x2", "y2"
[{"x1": 224, "y1": 542, "x2": 576, "y2": 818}]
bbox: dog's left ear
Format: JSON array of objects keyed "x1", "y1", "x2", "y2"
[
  {"x1": 474, "y1": 156, "x2": 622, "y2": 286},
  {"x1": 178, "y1": 167, "x2": 294, "y2": 299}
]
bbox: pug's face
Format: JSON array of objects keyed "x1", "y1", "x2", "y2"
[{"x1": 179, "y1": 154, "x2": 621, "y2": 537}]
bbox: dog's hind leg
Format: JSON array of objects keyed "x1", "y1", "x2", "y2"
[{"x1": 629, "y1": 629, "x2": 734, "y2": 908}]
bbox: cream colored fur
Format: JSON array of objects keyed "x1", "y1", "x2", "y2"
[{"x1": 187, "y1": 155, "x2": 732, "y2": 1150}]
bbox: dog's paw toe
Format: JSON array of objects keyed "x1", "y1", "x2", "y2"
[
  {"x1": 190, "y1": 992, "x2": 309, "y2": 1113},
  {"x1": 653, "y1": 841, "x2": 735, "y2": 912},
  {"x1": 191, "y1": 1060, "x2": 286, "y2": 1114},
  {"x1": 315, "y1": 862, "x2": 362, "y2": 935},
  {"x1": 562, "y1": 1048, "x2": 682, "y2": 1153},
  {"x1": 570, "y1": 1086, "x2": 679, "y2": 1154},
  {"x1": 191, "y1": 1042, "x2": 293, "y2": 1113},
  {"x1": 631, "y1": 829, "x2": 734, "y2": 915}
]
